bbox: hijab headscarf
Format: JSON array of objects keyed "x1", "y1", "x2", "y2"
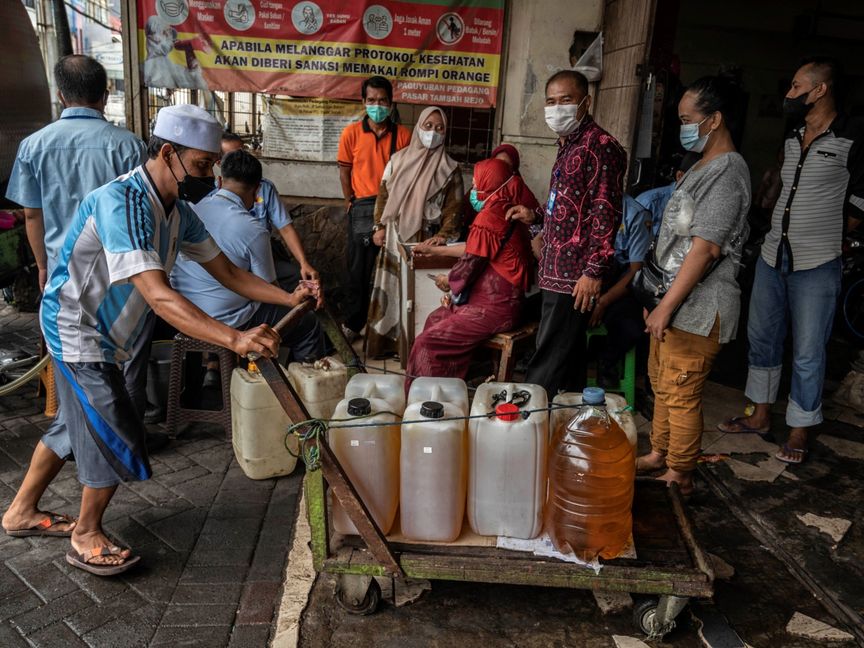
[
  {"x1": 380, "y1": 106, "x2": 459, "y2": 241},
  {"x1": 466, "y1": 158, "x2": 533, "y2": 290},
  {"x1": 490, "y1": 143, "x2": 521, "y2": 175}
]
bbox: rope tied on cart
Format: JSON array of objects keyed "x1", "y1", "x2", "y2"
[{"x1": 283, "y1": 402, "x2": 634, "y2": 471}]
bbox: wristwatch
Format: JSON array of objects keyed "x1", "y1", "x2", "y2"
[{"x1": 371, "y1": 223, "x2": 385, "y2": 233}]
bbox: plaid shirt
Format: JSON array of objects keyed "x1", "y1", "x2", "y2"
[{"x1": 537, "y1": 116, "x2": 625, "y2": 293}]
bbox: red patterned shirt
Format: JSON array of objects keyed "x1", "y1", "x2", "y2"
[{"x1": 536, "y1": 117, "x2": 626, "y2": 293}]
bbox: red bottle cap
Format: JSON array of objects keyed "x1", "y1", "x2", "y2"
[{"x1": 495, "y1": 402, "x2": 520, "y2": 422}]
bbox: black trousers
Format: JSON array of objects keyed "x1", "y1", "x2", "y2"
[
  {"x1": 599, "y1": 293, "x2": 644, "y2": 367},
  {"x1": 526, "y1": 289, "x2": 589, "y2": 396},
  {"x1": 343, "y1": 198, "x2": 379, "y2": 333}
]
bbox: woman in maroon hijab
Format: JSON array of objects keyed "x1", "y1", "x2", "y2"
[{"x1": 406, "y1": 158, "x2": 534, "y2": 388}]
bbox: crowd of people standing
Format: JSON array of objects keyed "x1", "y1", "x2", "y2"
[{"x1": 1, "y1": 51, "x2": 861, "y2": 574}]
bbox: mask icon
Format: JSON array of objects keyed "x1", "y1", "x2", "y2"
[{"x1": 159, "y1": 0, "x2": 185, "y2": 18}]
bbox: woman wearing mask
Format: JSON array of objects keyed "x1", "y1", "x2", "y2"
[
  {"x1": 366, "y1": 107, "x2": 464, "y2": 358},
  {"x1": 634, "y1": 76, "x2": 751, "y2": 496},
  {"x1": 405, "y1": 157, "x2": 534, "y2": 389}
]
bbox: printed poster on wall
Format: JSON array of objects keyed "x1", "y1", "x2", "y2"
[
  {"x1": 262, "y1": 97, "x2": 361, "y2": 160},
  {"x1": 137, "y1": 1, "x2": 505, "y2": 108}
]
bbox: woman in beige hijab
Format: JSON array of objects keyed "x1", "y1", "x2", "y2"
[{"x1": 366, "y1": 106, "x2": 464, "y2": 358}]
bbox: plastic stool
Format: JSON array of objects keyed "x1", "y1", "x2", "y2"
[
  {"x1": 165, "y1": 333, "x2": 236, "y2": 439},
  {"x1": 585, "y1": 324, "x2": 636, "y2": 406}
]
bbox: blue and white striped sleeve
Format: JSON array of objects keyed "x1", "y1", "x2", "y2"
[{"x1": 93, "y1": 184, "x2": 163, "y2": 285}]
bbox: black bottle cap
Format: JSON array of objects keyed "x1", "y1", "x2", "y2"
[
  {"x1": 420, "y1": 401, "x2": 444, "y2": 419},
  {"x1": 347, "y1": 398, "x2": 371, "y2": 416}
]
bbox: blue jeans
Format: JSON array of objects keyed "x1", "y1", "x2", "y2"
[{"x1": 745, "y1": 255, "x2": 842, "y2": 427}]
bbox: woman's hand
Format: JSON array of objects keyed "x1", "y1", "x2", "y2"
[
  {"x1": 440, "y1": 293, "x2": 452, "y2": 308},
  {"x1": 434, "y1": 274, "x2": 450, "y2": 292},
  {"x1": 506, "y1": 205, "x2": 536, "y2": 224},
  {"x1": 415, "y1": 236, "x2": 445, "y2": 255},
  {"x1": 372, "y1": 228, "x2": 386, "y2": 247},
  {"x1": 644, "y1": 302, "x2": 674, "y2": 341}
]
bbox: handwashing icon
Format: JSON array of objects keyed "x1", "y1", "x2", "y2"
[{"x1": 227, "y1": 3, "x2": 249, "y2": 23}]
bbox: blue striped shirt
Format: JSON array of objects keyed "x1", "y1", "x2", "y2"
[{"x1": 40, "y1": 166, "x2": 220, "y2": 363}]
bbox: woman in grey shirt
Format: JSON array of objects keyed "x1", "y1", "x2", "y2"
[{"x1": 636, "y1": 76, "x2": 751, "y2": 496}]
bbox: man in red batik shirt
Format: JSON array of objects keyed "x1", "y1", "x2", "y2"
[{"x1": 508, "y1": 70, "x2": 626, "y2": 395}]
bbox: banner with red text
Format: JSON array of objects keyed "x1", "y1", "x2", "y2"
[{"x1": 137, "y1": 0, "x2": 504, "y2": 108}]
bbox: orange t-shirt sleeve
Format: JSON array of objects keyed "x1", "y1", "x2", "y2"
[{"x1": 337, "y1": 123, "x2": 356, "y2": 165}]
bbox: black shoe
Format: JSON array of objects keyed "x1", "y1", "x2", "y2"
[
  {"x1": 144, "y1": 404, "x2": 165, "y2": 424},
  {"x1": 145, "y1": 432, "x2": 170, "y2": 454}
]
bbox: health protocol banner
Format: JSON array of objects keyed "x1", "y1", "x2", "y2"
[{"x1": 137, "y1": 1, "x2": 505, "y2": 107}]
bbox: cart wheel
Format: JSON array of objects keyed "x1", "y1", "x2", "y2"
[
  {"x1": 633, "y1": 598, "x2": 660, "y2": 636},
  {"x1": 335, "y1": 576, "x2": 381, "y2": 615}
]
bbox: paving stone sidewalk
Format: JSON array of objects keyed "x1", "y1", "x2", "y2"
[{"x1": 0, "y1": 306, "x2": 300, "y2": 647}]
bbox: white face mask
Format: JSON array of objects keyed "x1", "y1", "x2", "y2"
[
  {"x1": 419, "y1": 129, "x2": 444, "y2": 149},
  {"x1": 544, "y1": 97, "x2": 587, "y2": 137}
]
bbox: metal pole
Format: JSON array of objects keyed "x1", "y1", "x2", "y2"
[{"x1": 50, "y1": 0, "x2": 73, "y2": 57}]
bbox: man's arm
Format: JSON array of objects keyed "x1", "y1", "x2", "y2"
[
  {"x1": 277, "y1": 223, "x2": 318, "y2": 279},
  {"x1": 338, "y1": 164, "x2": 354, "y2": 211},
  {"x1": 23, "y1": 208, "x2": 48, "y2": 291},
  {"x1": 200, "y1": 251, "x2": 311, "y2": 308},
  {"x1": 589, "y1": 261, "x2": 642, "y2": 327},
  {"x1": 130, "y1": 269, "x2": 281, "y2": 357}
]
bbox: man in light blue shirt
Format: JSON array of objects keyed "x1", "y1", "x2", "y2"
[
  {"x1": 171, "y1": 149, "x2": 326, "y2": 360},
  {"x1": 6, "y1": 55, "x2": 146, "y2": 288},
  {"x1": 588, "y1": 195, "x2": 653, "y2": 387},
  {"x1": 220, "y1": 133, "x2": 319, "y2": 288}
]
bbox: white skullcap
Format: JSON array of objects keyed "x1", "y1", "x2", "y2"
[{"x1": 153, "y1": 104, "x2": 221, "y2": 153}]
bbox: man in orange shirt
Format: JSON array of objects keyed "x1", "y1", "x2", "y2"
[{"x1": 337, "y1": 76, "x2": 411, "y2": 338}]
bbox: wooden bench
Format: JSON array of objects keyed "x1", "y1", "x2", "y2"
[{"x1": 481, "y1": 321, "x2": 539, "y2": 382}]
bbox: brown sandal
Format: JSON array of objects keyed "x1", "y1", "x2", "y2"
[
  {"x1": 5, "y1": 512, "x2": 77, "y2": 538},
  {"x1": 66, "y1": 545, "x2": 140, "y2": 576}
]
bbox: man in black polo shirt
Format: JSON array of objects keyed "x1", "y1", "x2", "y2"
[{"x1": 720, "y1": 57, "x2": 863, "y2": 464}]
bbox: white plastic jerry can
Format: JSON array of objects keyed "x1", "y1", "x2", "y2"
[
  {"x1": 467, "y1": 382, "x2": 548, "y2": 539},
  {"x1": 329, "y1": 396, "x2": 401, "y2": 536},
  {"x1": 344, "y1": 373, "x2": 406, "y2": 415},
  {"x1": 230, "y1": 366, "x2": 299, "y2": 480},
  {"x1": 400, "y1": 400, "x2": 467, "y2": 543},
  {"x1": 407, "y1": 377, "x2": 470, "y2": 416},
  {"x1": 287, "y1": 356, "x2": 347, "y2": 421},
  {"x1": 551, "y1": 392, "x2": 638, "y2": 449}
]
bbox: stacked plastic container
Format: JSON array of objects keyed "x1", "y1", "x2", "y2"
[
  {"x1": 287, "y1": 356, "x2": 347, "y2": 420},
  {"x1": 230, "y1": 363, "x2": 299, "y2": 480},
  {"x1": 329, "y1": 374, "x2": 405, "y2": 535},
  {"x1": 468, "y1": 383, "x2": 548, "y2": 539},
  {"x1": 400, "y1": 378, "x2": 469, "y2": 542}
]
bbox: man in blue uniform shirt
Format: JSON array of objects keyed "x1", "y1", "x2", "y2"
[
  {"x1": 588, "y1": 195, "x2": 653, "y2": 387},
  {"x1": 172, "y1": 149, "x2": 328, "y2": 360},
  {"x1": 1, "y1": 105, "x2": 312, "y2": 576}
]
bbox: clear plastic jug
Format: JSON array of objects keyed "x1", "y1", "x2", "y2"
[
  {"x1": 344, "y1": 373, "x2": 406, "y2": 415},
  {"x1": 230, "y1": 366, "x2": 299, "y2": 480},
  {"x1": 551, "y1": 392, "x2": 637, "y2": 449},
  {"x1": 546, "y1": 387, "x2": 635, "y2": 560},
  {"x1": 468, "y1": 383, "x2": 548, "y2": 539},
  {"x1": 287, "y1": 356, "x2": 347, "y2": 421},
  {"x1": 329, "y1": 396, "x2": 400, "y2": 535},
  {"x1": 400, "y1": 400, "x2": 466, "y2": 542},
  {"x1": 408, "y1": 377, "x2": 469, "y2": 415}
]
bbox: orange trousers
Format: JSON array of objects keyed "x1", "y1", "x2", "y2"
[{"x1": 648, "y1": 320, "x2": 721, "y2": 472}]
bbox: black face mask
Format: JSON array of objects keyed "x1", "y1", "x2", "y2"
[
  {"x1": 782, "y1": 90, "x2": 814, "y2": 120},
  {"x1": 168, "y1": 149, "x2": 215, "y2": 204}
]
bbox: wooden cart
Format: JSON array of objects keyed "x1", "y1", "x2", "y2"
[{"x1": 259, "y1": 303, "x2": 714, "y2": 640}]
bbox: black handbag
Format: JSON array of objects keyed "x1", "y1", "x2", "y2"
[{"x1": 631, "y1": 239, "x2": 724, "y2": 313}]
